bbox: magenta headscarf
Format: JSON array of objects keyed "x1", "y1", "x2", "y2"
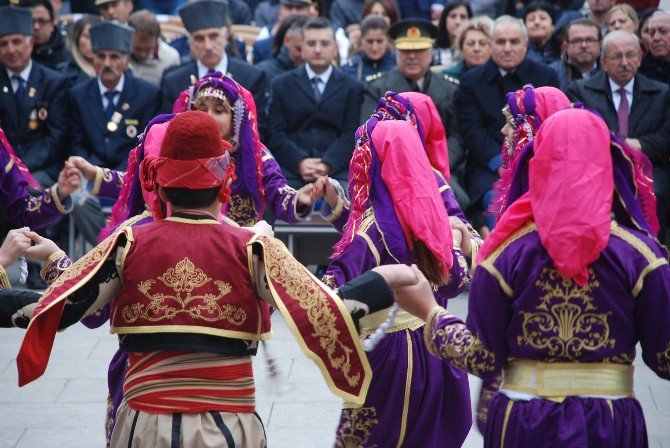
[{"x1": 479, "y1": 109, "x2": 613, "y2": 286}]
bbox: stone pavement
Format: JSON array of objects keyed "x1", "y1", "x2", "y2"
[{"x1": 0, "y1": 276, "x2": 669, "y2": 447}]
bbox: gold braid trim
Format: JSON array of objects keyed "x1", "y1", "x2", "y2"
[
  {"x1": 40, "y1": 250, "x2": 72, "y2": 284},
  {"x1": 0, "y1": 265, "x2": 11, "y2": 289}
]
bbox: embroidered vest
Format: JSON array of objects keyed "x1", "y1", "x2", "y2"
[{"x1": 110, "y1": 217, "x2": 272, "y2": 340}]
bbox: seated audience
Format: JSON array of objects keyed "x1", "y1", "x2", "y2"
[{"x1": 442, "y1": 17, "x2": 493, "y2": 80}]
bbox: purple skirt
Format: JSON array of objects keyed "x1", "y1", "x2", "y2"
[
  {"x1": 485, "y1": 393, "x2": 648, "y2": 448},
  {"x1": 335, "y1": 326, "x2": 471, "y2": 447}
]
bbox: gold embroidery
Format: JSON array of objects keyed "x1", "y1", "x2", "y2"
[
  {"x1": 124, "y1": 257, "x2": 244, "y2": 325},
  {"x1": 426, "y1": 307, "x2": 496, "y2": 376},
  {"x1": 517, "y1": 267, "x2": 614, "y2": 359},
  {"x1": 456, "y1": 250, "x2": 471, "y2": 290},
  {"x1": 0, "y1": 266, "x2": 11, "y2": 289},
  {"x1": 602, "y1": 351, "x2": 635, "y2": 364},
  {"x1": 335, "y1": 407, "x2": 379, "y2": 448},
  {"x1": 227, "y1": 194, "x2": 257, "y2": 226},
  {"x1": 40, "y1": 250, "x2": 72, "y2": 284},
  {"x1": 657, "y1": 341, "x2": 670, "y2": 374},
  {"x1": 261, "y1": 236, "x2": 361, "y2": 388}
]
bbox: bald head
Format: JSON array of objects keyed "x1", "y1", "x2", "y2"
[{"x1": 648, "y1": 10, "x2": 670, "y2": 61}]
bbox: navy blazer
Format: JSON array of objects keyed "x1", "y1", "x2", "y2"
[
  {"x1": 252, "y1": 36, "x2": 273, "y2": 64},
  {"x1": 161, "y1": 58, "x2": 268, "y2": 114},
  {"x1": 568, "y1": 71, "x2": 670, "y2": 166},
  {"x1": 454, "y1": 58, "x2": 559, "y2": 202},
  {"x1": 267, "y1": 65, "x2": 362, "y2": 185},
  {"x1": 68, "y1": 73, "x2": 162, "y2": 171},
  {"x1": 0, "y1": 62, "x2": 68, "y2": 179}
]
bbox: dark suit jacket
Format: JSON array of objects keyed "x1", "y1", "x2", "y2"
[
  {"x1": 568, "y1": 71, "x2": 670, "y2": 166},
  {"x1": 361, "y1": 68, "x2": 468, "y2": 208},
  {"x1": 252, "y1": 36, "x2": 273, "y2": 64},
  {"x1": 0, "y1": 62, "x2": 68, "y2": 179},
  {"x1": 161, "y1": 58, "x2": 268, "y2": 114},
  {"x1": 68, "y1": 73, "x2": 162, "y2": 171},
  {"x1": 455, "y1": 58, "x2": 559, "y2": 203},
  {"x1": 267, "y1": 65, "x2": 362, "y2": 186}
]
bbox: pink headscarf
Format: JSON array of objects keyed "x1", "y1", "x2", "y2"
[
  {"x1": 478, "y1": 109, "x2": 613, "y2": 286},
  {"x1": 400, "y1": 92, "x2": 451, "y2": 182},
  {"x1": 372, "y1": 120, "x2": 453, "y2": 278}
]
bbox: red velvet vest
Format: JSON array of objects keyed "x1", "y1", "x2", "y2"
[{"x1": 110, "y1": 216, "x2": 272, "y2": 340}]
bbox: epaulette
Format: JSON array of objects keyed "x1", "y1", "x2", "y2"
[
  {"x1": 365, "y1": 71, "x2": 386, "y2": 83},
  {"x1": 442, "y1": 74, "x2": 460, "y2": 85}
]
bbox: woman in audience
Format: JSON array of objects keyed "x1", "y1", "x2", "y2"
[
  {"x1": 433, "y1": 0, "x2": 473, "y2": 68},
  {"x1": 347, "y1": 0, "x2": 400, "y2": 57},
  {"x1": 607, "y1": 3, "x2": 640, "y2": 34},
  {"x1": 524, "y1": 1, "x2": 559, "y2": 65},
  {"x1": 442, "y1": 17, "x2": 493, "y2": 80},
  {"x1": 638, "y1": 8, "x2": 659, "y2": 53},
  {"x1": 342, "y1": 15, "x2": 396, "y2": 83},
  {"x1": 57, "y1": 14, "x2": 102, "y2": 87}
]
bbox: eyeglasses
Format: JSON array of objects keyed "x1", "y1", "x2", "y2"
[
  {"x1": 606, "y1": 52, "x2": 640, "y2": 62},
  {"x1": 567, "y1": 37, "x2": 599, "y2": 45},
  {"x1": 32, "y1": 18, "x2": 52, "y2": 26}
]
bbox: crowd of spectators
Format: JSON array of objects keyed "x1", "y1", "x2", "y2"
[{"x1": 0, "y1": 0, "x2": 669, "y2": 276}]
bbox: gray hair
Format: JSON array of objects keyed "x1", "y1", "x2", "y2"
[
  {"x1": 491, "y1": 15, "x2": 528, "y2": 41},
  {"x1": 601, "y1": 29, "x2": 640, "y2": 56}
]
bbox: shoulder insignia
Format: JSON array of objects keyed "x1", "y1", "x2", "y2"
[
  {"x1": 366, "y1": 72, "x2": 386, "y2": 83},
  {"x1": 442, "y1": 74, "x2": 460, "y2": 85}
]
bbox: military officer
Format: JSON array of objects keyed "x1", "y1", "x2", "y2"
[
  {"x1": 0, "y1": 5, "x2": 67, "y2": 184},
  {"x1": 361, "y1": 18, "x2": 468, "y2": 209},
  {"x1": 161, "y1": 0, "x2": 267, "y2": 114},
  {"x1": 68, "y1": 21, "x2": 161, "y2": 245}
]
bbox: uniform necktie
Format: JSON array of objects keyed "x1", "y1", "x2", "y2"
[
  {"x1": 12, "y1": 75, "x2": 26, "y2": 101},
  {"x1": 617, "y1": 88, "x2": 629, "y2": 138},
  {"x1": 104, "y1": 91, "x2": 118, "y2": 122},
  {"x1": 311, "y1": 77, "x2": 322, "y2": 101}
]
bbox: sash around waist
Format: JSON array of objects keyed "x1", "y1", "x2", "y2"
[
  {"x1": 501, "y1": 359, "x2": 634, "y2": 400},
  {"x1": 359, "y1": 308, "x2": 424, "y2": 338}
]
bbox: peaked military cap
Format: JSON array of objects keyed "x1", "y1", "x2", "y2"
[
  {"x1": 280, "y1": 0, "x2": 312, "y2": 6},
  {"x1": 90, "y1": 21, "x2": 134, "y2": 54},
  {"x1": 179, "y1": 0, "x2": 229, "y2": 33},
  {"x1": 390, "y1": 19, "x2": 438, "y2": 50},
  {"x1": 0, "y1": 6, "x2": 32, "y2": 38}
]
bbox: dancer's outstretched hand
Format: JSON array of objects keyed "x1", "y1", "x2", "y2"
[
  {"x1": 68, "y1": 156, "x2": 97, "y2": 181},
  {"x1": 23, "y1": 231, "x2": 61, "y2": 262},
  {"x1": 57, "y1": 161, "x2": 82, "y2": 198},
  {"x1": 393, "y1": 265, "x2": 439, "y2": 321}
]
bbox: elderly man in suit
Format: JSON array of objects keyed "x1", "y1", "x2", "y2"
[
  {"x1": 267, "y1": 17, "x2": 362, "y2": 189},
  {"x1": 161, "y1": 0, "x2": 267, "y2": 113},
  {"x1": 568, "y1": 30, "x2": 670, "y2": 243},
  {"x1": 0, "y1": 5, "x2": 71, "y2": 288},
  {"x1": 361, "y1": 19, "x2": 467, "y2": 209},
  {"x1": 68, "y1": 21, "x2": 161, "y2": 246},
  {"x1": 0, "y1": 5, "x2": 67, "y2": 186},
  {"x1": 454, "y1": 15, "x2": 559, "y2": 233}
]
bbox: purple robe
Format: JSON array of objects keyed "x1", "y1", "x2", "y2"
[
  {"x1": 324, "y1": 209, "x2": 472, "y2": 448},
  {"x1": 0, "y1": 146, "x2": 71, "y2": 229},
  {"x1": 424, "y1": 222, "x2": 670, "y2": 447}
]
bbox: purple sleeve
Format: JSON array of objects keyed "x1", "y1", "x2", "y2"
[
  {"x1": 80, "y1": 303, "x2": 111, "y2": 329},
  {"x1": 40, "y1": 250, "x2": 72, "y2": 284},
  {"x1": 92, "y1": 167, "x2": 124, "y2": 200},
  {"x1": 261, "y1": 152, "x2": 309, "y2": 223},
  {"x1": 0, "y1": 150, "x2": 71, "y2": 229},
  {"x1": 435, "y1": 248, "x2": 470, "y2": 304},
  {"x1": 323, "y1": 230, "x2": 384, "y2": 289},
  {"x1": 634, "y1": 262, "x2": 670, "y2": 380},
  {"x1": 424, "y1": 266, "x2": 511, "y2": 379}
]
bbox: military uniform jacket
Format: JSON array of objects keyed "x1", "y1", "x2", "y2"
[
  {"x1": 361, "y1": 68, "x2": 465, "y2": 190},
  {"x1": 0, "y1": 62, "x2": 68, "y2": 179},
  {"x1": 161, "y1": 58, "x2": 268, "y2": 114},
  {"x1": 68, "y1": 72, "x2": 162, "y2": 171}
]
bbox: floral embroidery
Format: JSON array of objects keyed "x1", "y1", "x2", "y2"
[
  {"x1": 227, "y1": 194, "x2": 257, "y2": 226},
  {"x1": 657, "y1": 342, "x2": 670, "y2": 375},
  {"x1": 426, "y1": 308, "x2": 496, "y2": 376},
  {"x1": 123, "y1": 257, "x2": 244, "y2": 324},
  {"x1": 261, "y1": 236, "x2": 362, "y2": 388},
  {"x1": 335, "y1": 407, "x2": 379, "y2": 448},
  {"x1": 517, "y1": 268, "x2": 614, "y2": 359},
  {"x1": 40, "y1": 250, "x2": 72, "y2": 284}
]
